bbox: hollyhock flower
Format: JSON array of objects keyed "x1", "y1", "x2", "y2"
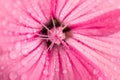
[{"x1": 0, "y1": 0, "x2": 120, "y2": 80}]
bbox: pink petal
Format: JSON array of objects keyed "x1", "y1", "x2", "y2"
[
  {"x1": 55, "y1": 0, "x2": 85, "y2": 21},
  {"x1": 67, "y1": 33, "x2": 120, "y2": 80},
  {"x1": 70, "y1": 9, "x2": 120, "y2": 36},
  {"x1": 56, "y1": 0, "x2": 120, "y2": 24},
  {"x1": 0, "y1": 0, "x2": 120, "y2": 80}
]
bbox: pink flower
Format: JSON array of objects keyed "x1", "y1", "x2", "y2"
[{"x1": 0, "y1": 0, "x2": 120, "y2": 80}]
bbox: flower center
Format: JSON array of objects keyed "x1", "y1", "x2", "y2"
[
  {"x1": 48, "y1": 27, "x2": 65, "y2": 45},
  {"x1": 40, "y1": 18, "x2": 70, "y2": 47}
]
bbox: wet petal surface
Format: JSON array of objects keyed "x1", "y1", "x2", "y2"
[{"x1": 0, "y1": 0, "x2": 120, "y2": 80}]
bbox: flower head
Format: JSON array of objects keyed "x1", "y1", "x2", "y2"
[{"x1": 0, "y1": 0, "x2": 120, "y2": 80}]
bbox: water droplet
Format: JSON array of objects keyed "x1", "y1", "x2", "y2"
[
  {"x1": 3, "y1": 30, "x2": 8, "y2": 35},
  {"x1": 9, "y1": 72, "x2": 18, "y2": 80},
  {"x1": 67, "y1": 63, "x2": 72, "y2": 67},
  {"x1": 2, "y1": 20, "x2": 7, "y2": 26},
  {"x1": 21, "y1": 74, "x2": 28, "y2": 80},
  {"x1": 113, "y1": 66, "x2": 117, "y2": 71},
  {"x1": 51, "y1": 73, "x2": 54, "y2": 76},
  {"x1": 63, "y1": 70, "x2": 67, "y2": 74},
  {"x1": 15, "y1": 42, "x2": 21, "y2": 52},
  {"x1": 111, "y1": 76, "x2": 115, "y2": 80},
  {"x1": 26, "y1": 34, "x2": 32, "y2": 38},
  {"x1": 0, "y1": 66, "x2": 5, "y2": 70},
  {"x1": 21, "y1": 60, "x2": 28, "y2": 66},
  {"x1": 43, "y1": 70, "x2": 48, "y2": 75},
  {"x1": 93, "y1": 69, "x2": 99, "y2": 75},
  {"x1": 55, "y1": 69, "x2": 59, "y2": 72},
  {"x1": 21, "y1": 50, "x2": 28, "y2": 55},
  {"x1": 108, "y1": 0, "x2": 115, "y2": 4},
  {"x1": 118, "y1": 5, "x2": 120, "y2": 9},
  {"x1": 118, "y1": 17, "x2": 120, "y2": 21},
  {"x1": 60, "y1": 14, "x2": 64, "y2": 18},
  {"x1": 110, "y1": 58, "x2": 115, "y2": 62},
  {"x1": 46, "y1": 61, "x2": 49, "y2": 65},
  {"x1": 9, "y1": 52, "x2": 17, "y2": 59},
  {"x1": 98, "y1": 77, "x2": 103, "y2": 80}
]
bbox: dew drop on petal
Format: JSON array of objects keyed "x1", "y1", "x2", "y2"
[
  {"x1": 15, "y1": 42, "x2": 21, "y2": 52},
  {"x1": 113, "y1": 66, "x2": 117, "y2": 71},
  {"x1": 21, "y1": 59, "x2": 28, "y2": 66},
  {"x1": 43, "y1": 70, "x2": 49, "y2": 75},
  {"x1": 118, "y1": 17, "x2": 120, "y2": 21},
  {"x1": 9, "y1": 72, "x2": 18, "y2": 80},
  {"x1": 108, "y1": 0, "x2": 115, "y2": 4},
  {"x1": 98, "y1": 76, "x2": 103, "y2": 80},
  {"x1": 21, "y1": 74, "x2": 28, "y2": 80},
  {"x1": 9, "y1": 52, "x2": 17, "y2": 59},
  {"x1": 93, "y1": 69, "x2": 99, "y2": 75},
  {"x1": 110, "y1": 58, "x2": 115, "y2": 62},
  {"x1": 55, "y1": 69, "x2": 59, "y2": 72},
  {"x1": 51, "y1": 73, "x2": 54, "y2": 76},
  {"x1": 3, "y1": 30, "x2": 8, "y2": 35},
  {"x1": 1, "y1": 20, "x2": 7, "y2": 26},
  {"x1": 62, "y1": 70, "x2": 67, "y2": 74},
  {"x1": 21, "y1": 50, "x2": 28, "y2": 55},
  {"x1": 26, "y1": 34, "x2": 32, "y2": 38},
  {"x1": 46, "y1": 61, "x2": 49, "y2": 65},
  {"x1": 0, "y1": 66, "x2": 5, "y2": 70}
]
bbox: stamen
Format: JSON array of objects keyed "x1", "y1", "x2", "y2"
[
  {"x1": 58, "y1": 38, "x2": 69, "y2": 49},
  {"x1": 39, "y1": 37, "x2": 52, "y2": 40},
  {"x1": 44, "y1": 41, "x2": 55, "y2": 53},
  {"x1": 39, "y1": 22, "x2": 52, "y2": 33},
  {"x1": 49, "y1": 41, "x2": 55, "y2": 50},
  {"x1": 35, "y1": 33, "x2": 50, "y2": 38},
  {"x1": 40, "y1": 17, "x2": 71, "y2": 49},
  {"x1": 51, "y1": 17, "x2": 56, "y2": 30}
]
